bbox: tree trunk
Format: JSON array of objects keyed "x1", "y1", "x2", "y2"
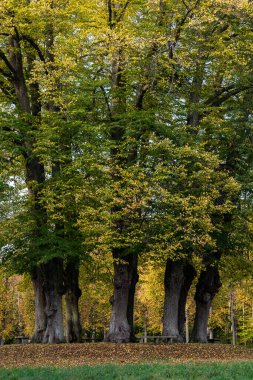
[
  {"x1": 127, "y1": 253, "x2": 139, "y2": 342},
  {"x1": 185, "y1": 307, "x2": 189, "y2": 343},
  {"x1": 65, "y1": 258, "x2": 82, "y2": 343},
  {"x1": 178, "y1": 263, "x2": 197, "y2": 341},
  {"x1": 31, "y1": 266, "x2": 47, "y2": 343},
  {"x1": 230, "y1": 291, "x2": 237, "y2": 346},
  {"x1": 162, "y1": 259, "x2": 185, "y2": 341},
  {"x1": 42, "y1": 258, "x2": 65, "y2": 343},
  {"x1": 109, "y1": 250, "x2": 137, "y2": 343},
  {"x1": 192, "y1": 265, "x2": 221, "y2": 343}
]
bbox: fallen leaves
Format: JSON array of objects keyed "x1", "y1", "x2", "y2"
[{"x1": 0, "y1": 343, "x2": 253, "y2": 369}]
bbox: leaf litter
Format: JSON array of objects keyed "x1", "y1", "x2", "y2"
[{"x1": 0, "y1": 343, "x2": 253, "y2": 369}]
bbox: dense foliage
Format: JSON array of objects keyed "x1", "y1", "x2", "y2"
[{"x1": 0, "y1": 0, "x2": 252, "y2": 344}]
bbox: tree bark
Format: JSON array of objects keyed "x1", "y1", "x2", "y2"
[
  {"x1": 192, "y1": 264, "x2": 221, "y2": 343},
  {"x1": 108, "y1": 250, "x2": 137, "y2": 343},
  {"x1": 162, "y1": 259, "x2": 185, "y2": 341},
  {"x1": 65, "y1": 258, "x2": 82, "y2": 343},
  {"x1": 127, "y1": 253, "x2": 139, "y2": 342},
  {"x1": 42, "y1": 258, "x2": 65, "y2": 343},
  {"x1": 178, "y1": 263, "x2": 197, "y2": 341},
  {"x1": 31, "y1": 266, "x2": 47, "y2": 343}
]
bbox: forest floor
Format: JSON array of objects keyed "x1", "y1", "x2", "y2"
[{"x1": 0, "y1": 343, "x2": 253, "y2": 369}]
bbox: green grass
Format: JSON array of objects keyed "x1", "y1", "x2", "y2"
[{"x1": 0, "y1": 362, "x2": 253, "y2": 380}]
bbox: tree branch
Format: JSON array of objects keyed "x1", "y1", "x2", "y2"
[
  {"x1": 0, "y1": 78, "x2": 14, "y2": 99},
  {"x1": 0, "y1": 49, "x2": 16, "y2": 76},
  {"x1": 108, "y1": 0, "x2": 113, "y2": 28},
  {"x1": 181, "y1": 0, "x2": 189, "y2": 10},
  {"x1": 135, "y1": 84, "x2": 149, "y2": 110},
  {"x1": 0, "y1": 67, "x2": 14, "y2": 82},
  {"x1": 21, "y1": 35, "x2": 46, "y2": 62},
  {"x1": 205, "y1": 85, "x2": 251, "y2": 107},
  {"x1": 116, "y1": 1, "x2": 130, "y2": 23},
  {"x1": 100, "y1": 85, "x2": 113, "y2": 120},
  {"x1": 175, "y1": 2, "x2": 198, "y2": 40}
]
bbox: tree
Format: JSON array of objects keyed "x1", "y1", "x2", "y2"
[
  {"x1": 0, "y1": 0, "x2": 252, "y2": 346},
  {"x1": 0, "y1": 0, "x2": 86, "y2": 343}
]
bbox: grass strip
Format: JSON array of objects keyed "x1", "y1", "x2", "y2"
[{"x1": 0, "y1": 362, "x2": 253, "y2": 380}]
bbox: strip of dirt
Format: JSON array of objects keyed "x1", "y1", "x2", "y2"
[{"x1": 0, "y1": 343, "x2": 253, "y2": 368}]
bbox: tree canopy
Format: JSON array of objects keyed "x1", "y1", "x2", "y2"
[{"x1": 0, "y1": 0, "x2": 252, "y2": 344}]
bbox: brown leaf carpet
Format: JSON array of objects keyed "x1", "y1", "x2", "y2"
[{"x1": 0, "y1": 343, "x2": 253, "y2": 368}]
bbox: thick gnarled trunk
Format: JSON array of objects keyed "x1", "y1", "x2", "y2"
[
  {"x1": 127, "y1": 254, "x2": 139, "y2": 341},
  {"x1": 31, "y1": 266, "x2": 47, "y2": 343},
  {"x1": 162, "y1": 259, "x2": 185, "y2": 341},
  {"x1": 42, "y1": 258, "x2": 65, "y2": 343},
  {"x1": 109, "y1": 259, "x2": 130, "y2": 342},
  {"x1": 109, "y1": 251, "x2": 138, "y2": 343},
  {"x1": 65, "y1": 258, "x2": 82, "y2": 343},
  {"x1": 178, "y1": 263, "x2": 196, "y2": 341},
  {"x1": 192, "y1": 265, "x2": 221, "y2": 342}
]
